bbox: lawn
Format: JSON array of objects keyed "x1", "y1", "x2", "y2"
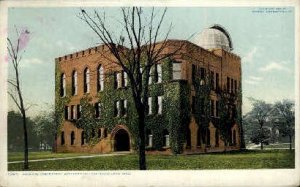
[{"x1": 8, "y1": 150, "x2": 294, "y2": 171}]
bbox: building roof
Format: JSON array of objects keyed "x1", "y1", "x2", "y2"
[{"x1": 194, "y1": 24, "x2": 233, "y2": 52}]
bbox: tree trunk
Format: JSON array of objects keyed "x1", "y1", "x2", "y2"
[
  {"x1": 137, "y1": 111, "x2": 146, "y2": 170},
  {"x1": 22, "y1": 112, "x2": 29, "y2": 170}
]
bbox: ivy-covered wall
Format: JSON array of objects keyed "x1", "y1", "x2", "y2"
[{"x1": 57, "y1": 58, "x2": 191, "y2": 154}]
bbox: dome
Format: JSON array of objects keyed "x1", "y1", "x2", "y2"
[{"x1": 194, "y1": 24, "x2": 233, "y2": 51}]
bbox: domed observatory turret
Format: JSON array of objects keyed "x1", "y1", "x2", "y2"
[{"x1": 194, "y1": 24, "x2": 233, "y2": 52}]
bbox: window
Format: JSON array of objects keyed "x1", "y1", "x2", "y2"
[
  {"x1": 197, "y1": 128, "x2": 201, "y2": 147},
  {"x1": 148, "y1": 97, "x2": 152, "y2": 115},
  {"x1": 210, "y1": 100, "x2": 214, "y2": 117},
  {"x1": 114, "y1": 72, "x2": 118, "y2": 89},
  {"x1": 117, "y1": 72, "x2": 122, "y2": 88},
  {"x1": 200, "y1": 67, "x2": 205, "y2": 80},
  {"x1": 103, "y1": 128, "x2": 107, "y2": 138},
  {"x1": 234, "y1": 80, "x2": 237, "y2": 93},
  {"x1": 71, "y1": 105, "x2": 76, "y2": 119},
  {"x1": 98, "y1": 129, "x2": 101, "y2": 138},
  {"x1": 114, "y1": 101, "x2": 120, "y2": 117},
  {"x1": 210, "y1": 71, "x2": 214, "y2": 89},
  {"x1": 192, "y1": 64, "x2": 196, "y2": 84},
  {"x1": 192, "y1": 96, "x2": 196, "y2": 114},
  {"x1": 95, "y1": 102, "x2": 101, "y2": 118},
  {"x1": 216, "y1": 73, "x2": 219, "y2": 90},
  {"x1": 231, "y1": 79, "x2": 233, "y2": 93},
  {"x1": 97, "y1": 65, "x2": 104, "y2": 91},
  {"x1": 200, "y1": 98, "x2": 204, "y2": 115},
  {"x1": 60, "y1": 74, "x2": 66, "y2": 97},
  {"x1": 64, "y1": 106, "x2": 69, "y2": 120},
  {"x1": 70, "y1": 131, "x2": 75, "y2": 145},
  {"x1": 215, "y1": 129, "x2": 219, "y2": 147},
  {"x1": 233, "y1": 130, "x2": 237, "y2": 145},
  {"x1": 157, "y1": 64, "x2": 162, "y2": 83},
  {"x1": 163, "y1": 129, "x2": 170, "y2": 147},
  {"x1": 158, "y1": 96, "x2": 163, "y2": 115},
  {"x1": 72, "y1": 71, "x2": 77, "y2": 95},
  {"x1": 172, "y1": 62, "x2": 182, "y2": 80},
  {"x1": 149, "y1": 66, "x2": 153, "y2": 85},
  {"x1": 61, "y1": 131, "x2": 65, "y2": 145},
  {"x1": 206, "y1": 128, "x2": 211, "y2": 147},
  {"x1": 84, "y1": 68, "x2": 90, "y2": 93},
  {"x1": 216, "y1": 101, "x2": 219, "y2": 117},
  {"x1": 146, "y1": 129, "x2": 153, "y2": 147},
  {"x1": 123, "y1": 71, "x2": 128, "y2": 87},
  {"x1": 114, "y1": 100, "x2": 127, "y2": 117},
  {"x1": 81, "y1": 131, "x2": 85, "y2": 145},
  {"x1": 77, "y1": 105, "x2": 81, "y2": 119},
  {"x1": 227, "y1": 77, "x2": 230, "y2": 92},
  {"x1": 124, "y1": 100, "x2": 128, "y2": 116},
  {"x1": 186, "y1": 128, "x2": 191, "y2": 149}
]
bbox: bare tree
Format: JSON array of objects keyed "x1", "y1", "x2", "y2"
[
  {"x1": 79, "y1": 7, "x2": 185, "y2": 170},
  {"x1": 7, "y1": 28, "x2": 30, "y2": 170}
]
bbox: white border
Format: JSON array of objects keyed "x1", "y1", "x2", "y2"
[{"x1": 0, "y1": 1, "x2": 299, "y2": 187}]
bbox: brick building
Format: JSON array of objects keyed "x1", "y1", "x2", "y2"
[{"x1": 55, "y1": 24, "x2": 242, "y2": 154}]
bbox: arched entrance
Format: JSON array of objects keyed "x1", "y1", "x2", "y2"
[{"x1": 114, "y1": 129, "x2": 130, "y2": 151}]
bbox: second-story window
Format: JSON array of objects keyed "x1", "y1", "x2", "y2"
[
  {"x1": 124, "y1": 71, "x2": 128, "y2": 87},
  {"x1": 173, "y1": 62, "x2": 182, "y2": 80},
  {"x1": 77, "y1": 105, "x2": 81, "y2": 119},
  {"x1": 72, "y1": 71, "x2": 77, "y2": 96},
  {"x1": 157, "y1": 64, "x2": 162, "y2": 83},
  {"x1": 227, "y1": 77, "x2": 230, "y2": 92},
  {"x1": 216, "y1": 73, "x2": 219, "y2": 90},
  {"x1": 84, "y1": 68, "x2": 90, "y2": 93},
  {"x1": 158, "y1": 96, "x2": 163, "y2": 115},
  {"x1": 210, "y1": 71, "x2": 214, "y2": 89},
  {"x1": 192, "y1": 64, "x2": 196, "y2": 84},
  {"x1": 148, "y1": 97, "x2": 152, "y2": 115},
  {"x1": 117, "y1": 72, "x2": 122, "y2": 88},
  {"x1": 60, "y1": 73, "x2": 66, "y2": 97},
  {"x1": 98, "y1": 65, "x2": 104, "y2": 92}
]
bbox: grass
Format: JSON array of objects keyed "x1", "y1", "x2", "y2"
[{"x1": 8, "y1": 150, "x2": 294, "y2": 171}]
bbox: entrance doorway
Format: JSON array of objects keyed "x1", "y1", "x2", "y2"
[{"x1": 114, "y1": 129, "x2": 130, "y2": 151}]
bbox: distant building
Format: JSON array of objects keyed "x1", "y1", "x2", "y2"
[{"x1": 55, "y1": 24, "x2": 242, "y2": 154}]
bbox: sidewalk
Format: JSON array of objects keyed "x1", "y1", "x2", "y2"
[{"x1": 8, "y1": 151, "x2": 131, "y2": 164}]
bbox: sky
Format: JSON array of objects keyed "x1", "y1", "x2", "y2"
[{"x1": 7, "y1": 7, "x2": 295, "y2": 117}]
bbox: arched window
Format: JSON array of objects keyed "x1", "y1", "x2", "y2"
[
  {"x1": 233, "y1": 129, "x2": 237, "y2": 146},
  {"x1": 72, "y1": 71, "x2": 77, "y2": 95},
  {"x1": 197, "y1": 128, "x2": 201, "y2": 147},
  {"x1": 186, "y1": 127, "x2": 191, "y2": 149},
  {"x1": 84, "y1": 68, "x2": 90, "y2": 93},
  {"x1": 145, "y1": 129, "x2": 153, "y2": 147},
  {"x1": 60, "y1": 73, "x2": 66, "y2": 97},
  {"x1": 81, "y1": 131, "x2": 85, "y2": 145},
  {"x1": 70, "y1": 131, "x2": 75, "y2": 145},
  {"x1": 98, "y1": 65, "x2": 104, "y2": 91},
  {"x1": 163, "y1": 129, "x2": 169, "y2": 147},
  {"x1": 215, "y1": 129, "x2": 219, "y2": 147},
  {"x1": 61, "y1": 131, "x2": 65, "y2": 145}
]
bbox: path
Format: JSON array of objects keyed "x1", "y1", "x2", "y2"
[{"x1": 8, "y1": 151, "x2": 131, "y2": 164}]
